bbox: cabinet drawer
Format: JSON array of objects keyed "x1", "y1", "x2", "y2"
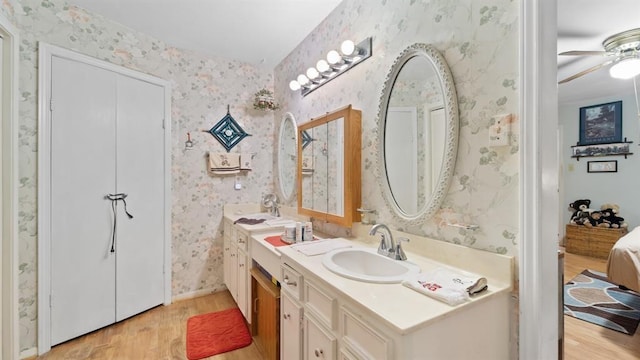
[
  {"x1": 340, "y1": 306, "x2": 391, "y2": 360},
  {"x1": 281, "y1": 263, "x2": 303, "y2": 300},
  {"x1": 305, "y1": 313, "x2": 336, "y2": 360},
  {"x1": 304, "y1": 279, "x2": 337, "y2": 330},
  {"x1": 237, "y1": 230, "x2": 249, "y2": 252}
]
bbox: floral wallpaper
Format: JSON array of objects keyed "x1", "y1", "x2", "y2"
[
  {"x1": 1, "y1": 0, "x2": 276, "y2": 352},
  {"x1": 0, "y1": 0, "x2": 520, "y2": 353},
  {"x1": 274, "y1": 0, "x2": 519, "y2": 253}
]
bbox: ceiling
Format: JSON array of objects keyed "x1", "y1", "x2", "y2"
[
  {"x1": 558, "y1": 0, "x2": 640, "y2": 104},
  {"x1": 67, "y1": 1, "x2": 638, "y2": 104},
  {"x1": 67, "y1": 0, "x2": 343, "y2": 68}
]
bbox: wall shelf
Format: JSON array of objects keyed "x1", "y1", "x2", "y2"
[{"x1": 570, "y1": 139, "x2": 634, "y2": 160}]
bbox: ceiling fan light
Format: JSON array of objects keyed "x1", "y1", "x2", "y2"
[{"x1": 609, "y1": 58, "x2": 640, "y2": 79}]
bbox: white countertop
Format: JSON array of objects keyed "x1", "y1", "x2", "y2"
[
  {"x1": 277, "y1": 238, "x2": 512, "y2": 335},
  {"x1": 224, "y1": 204, "x2": 513, "y2": 335}
]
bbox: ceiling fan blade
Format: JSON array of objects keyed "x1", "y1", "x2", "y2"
[
  {"x1": 558, "y1": 50, "x2": 609, "y2": 56},
  {"x1": 558, "y1": 60, "x2": 614, "y2": 84}
]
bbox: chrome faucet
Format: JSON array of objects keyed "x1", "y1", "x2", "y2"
[{"x1": 369, "y1": 224, "x2": 408, "y2": 260}]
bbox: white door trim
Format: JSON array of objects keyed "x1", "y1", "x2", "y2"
[
  {"x1": 519, "y1": 1, "x2": 559, "y2": 359},
  {"x1": 0, "y1": 11, "x2": 19, "y2": 360},
  {"x1": 37, "y1": 43, "x2": 172, "y2": 354}
]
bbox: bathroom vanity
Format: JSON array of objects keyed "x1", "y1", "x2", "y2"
[
  {"x1": 277, "y1": 236, "x2": 513, "y2": 360},
  {"x1": 226, "y1": 206, "x2": 513, "y2": 359}
]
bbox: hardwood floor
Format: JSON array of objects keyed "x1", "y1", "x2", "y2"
[
  {"x1": 563, "y1": 251, "x2": 640, "y2": 360},
  {"x1": 34, "y1": 291, "x2": 265, "y2": 360}
]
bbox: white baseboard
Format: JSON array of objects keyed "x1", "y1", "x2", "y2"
[
  {"x1": 20, "y1": 347, "x2": 37, "y2": 359},
  {"x1": 172, "y1": 287, "x2": 227, "y2": 302}
]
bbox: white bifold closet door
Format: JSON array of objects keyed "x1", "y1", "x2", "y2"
[{"x1": 49, "y1": 55, "x2": 165, "y2": 346}]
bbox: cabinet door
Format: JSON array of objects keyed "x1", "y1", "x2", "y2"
[
  {"x1": 252, "y1": 270, "x2": 281, "y2": 360},
  {"x1": 304, "y1": 314, "x2": 336, "y2": 360},
  {"x1": 281, "y1": 291, "x2": 303, "y2": 360},
  {"x1": 237, "y1": 250, "x2": 248, "y2": 317},
  {"x1": 223, "y1": 237, "x2": 232, "y2": 287},
  {"x1": 227, "y1": 242, "x2": 238, "y2": 302}
]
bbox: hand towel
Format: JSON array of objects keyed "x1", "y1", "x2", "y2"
[
  {"x1": 301, "y1": 155, "x2": 314, "y2": 175},
  {"x1": 240, "y1": 153, "x2": 252, "y2": 171},
  {"x1": 290, "y1": 238, "x2": 351, "y2": 256},
  {"x1": 402, "y1": 267, "x2": 488, "y2": 306},
  {"x1": 209, "y1": 152, "x2": 240, "y2": 174}
]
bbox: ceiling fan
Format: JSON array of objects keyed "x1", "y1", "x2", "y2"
[{"x1": 558, "y1": 28, "x2": 640, "y2": 84}]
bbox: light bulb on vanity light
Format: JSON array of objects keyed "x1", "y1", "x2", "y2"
[
  {"x1": 609, "y1": 57, "x2": 640, "y2": 79},
  {"x1": 297, "y1": 74, "x2": 310, "y2": 86},
  {"x1": 316, "y1": 59, "x2": 335, "y2": 77},
  {"x1": 289, "y1": 80, "x2": 301, "y2": 91},
  {"x1": 306, "y1": 67, "x2": 320, "y2": 80},
  {"x1": 341, "y1": 40, "x2": 356, "y2": 56},
  {"x1": 327, "y1": 50, "x2": 342, "y2": 65}
]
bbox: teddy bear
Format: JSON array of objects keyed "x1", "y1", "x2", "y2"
[
  {"x1": 601, "y1": 203, "x2": 621, "y2": 216},
  {"x1": 600, "y1": 207, "x2": 628, "y2": 229},
  {"x1": 569, "y1": 199, "x2": 593, "y2": 225},
  {"x1": 577, "y1": 210, "x2": 605, "y2": 227}
]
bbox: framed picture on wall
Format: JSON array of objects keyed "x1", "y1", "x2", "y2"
[
  {"x1": 587, "y1": 160, "x2": 617, "y2": 173},
  {"x1": 579, "y1": 100, "x2": 622, "y2": 145}
]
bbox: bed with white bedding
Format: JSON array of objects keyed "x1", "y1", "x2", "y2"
[{"x1": 607, "y1": 226, "x2": 640, "y2": 292}]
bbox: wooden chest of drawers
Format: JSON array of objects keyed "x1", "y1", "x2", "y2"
[{"x1": 565, "y1": 224, "x2": 628, "y2": 259}]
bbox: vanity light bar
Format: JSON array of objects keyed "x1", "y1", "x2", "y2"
[{"x1": 289, "y1": 37, "x2": 373, "y2": 97}]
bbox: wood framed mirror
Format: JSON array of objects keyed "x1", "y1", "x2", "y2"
[{"x1": 297, "y1": 105, "x2": 361, "y2": 227}]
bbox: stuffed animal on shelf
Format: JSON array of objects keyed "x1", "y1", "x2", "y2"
[
  {"x1": 582, "y1": 210, "x2": 609, "y2": 228},
  {"x1": 600, "y1": 207, "x2": 628, "y2": 229},
  {"x1": 569, "y1": 199, "x2": 593, "y2": 225}
]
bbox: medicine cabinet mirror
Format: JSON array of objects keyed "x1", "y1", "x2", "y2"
[
  {"x1": 377, "y1": 43, "x2": 459, "y2": 225},
  {"x1": 277, "y1": 113, "x2": 297, "y2": 203},
  {"x1": 298, "y1": 105, "x2": 361, "y2": 227}
]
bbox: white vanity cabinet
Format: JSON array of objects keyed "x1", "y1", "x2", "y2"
[
  {"x1": 279, "y1": 244, "x2": 512, "y2": 360},
  {"x1": 280, "y1": 261, "x2": 393, "y2": 360},
  {"x1": 281, "y1": 289, "x2": 303, "y2": 360},
  {"x1": 223, "y1": 219, "x2": 251, "y2": 319}
]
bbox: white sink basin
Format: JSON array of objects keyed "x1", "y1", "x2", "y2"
[{"x1": 322, "y1": 248, "x2": 420, "y2": 283}]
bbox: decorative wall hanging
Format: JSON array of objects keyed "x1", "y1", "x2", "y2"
[
  {"x1": 253, "y1": 89, "x2": 280, "y2": 111},
  {"x1": 206, "y1": 106, "x2": 251, "y2": 152},
  {"x1": 571, "y1": 139, "x2": 633, "y2": 160},
  {"x1": 579, "y1": 101, "x2": 622, "y2": 145}
]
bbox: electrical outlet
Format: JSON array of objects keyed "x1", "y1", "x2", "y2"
[{"x1": 234, "y1": 179, "x2": 242, "y2": 190}]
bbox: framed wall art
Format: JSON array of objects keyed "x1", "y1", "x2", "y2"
[
  {"x1": 579, "y1": 100, "x2": 622, "y2": 145},
  {"x1": 587, "y1": 160, "x2": 617, "y2": 173}
]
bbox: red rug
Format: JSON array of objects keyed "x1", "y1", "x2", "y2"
[{"x1": 186, "y1": 308, "x2": 252, "y2": 359}]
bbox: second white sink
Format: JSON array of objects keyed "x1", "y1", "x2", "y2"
[{"x1": 322, "y1": 247, "x2": 420, "y2": 283}]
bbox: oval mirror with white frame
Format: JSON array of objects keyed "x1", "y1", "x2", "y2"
[
  {"x1": 377, "y1": 43, "x2": 459, "y2": 225},
  {"x1": 278, "y1": 112, "x2": 298, "y2": 203}
]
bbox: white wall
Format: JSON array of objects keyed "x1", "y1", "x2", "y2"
[{"x1": 560, "y1": 92, "x2": 640, "y2": 230}]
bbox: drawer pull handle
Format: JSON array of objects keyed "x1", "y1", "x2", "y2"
[
  {"x1": 283, "y1": 313, "x2": 290, "y2": 319},
  {"x1": 314, "y1": 349, "x2": 323, "y2": 357},
  {"x1": 283, "y1": 276, "x2": 297, "y2": 287},
  {"x1": 238, "y1": 239, "x2": 245, "y2": 243},
  {"x1": 239, "y1": 263, "x2": 244, "y2": 267}
]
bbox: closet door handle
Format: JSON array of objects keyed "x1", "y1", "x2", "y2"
[{"x1": 105, "y1": 193, "x2": 135, "y2": 253}]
